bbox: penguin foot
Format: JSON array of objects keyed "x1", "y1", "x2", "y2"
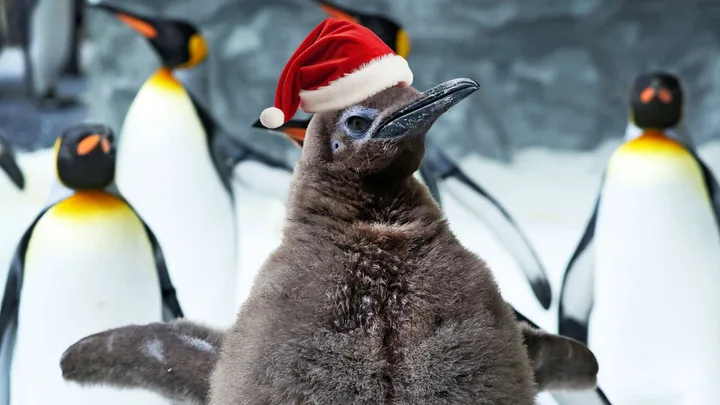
[{"x1": 35, "y1": 92, "x2": 81, "y2": 111}]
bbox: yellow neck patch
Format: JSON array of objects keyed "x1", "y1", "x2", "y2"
[
  {"x1": 148, "y1": 67, "x2": 184, "y2": 93},
  {"x1": 607, "y1": 130, "x2": 703, "y2": 187},
  {"x1": 617, "y1": 130, "x2": 687, "y2": 157},
  {"x1": 51, "y1": 190, "x2": 129, "y2": 219}
]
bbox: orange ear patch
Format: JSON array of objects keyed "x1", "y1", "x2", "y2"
[
  {"x1": 100, "y1": 138, "x2": 111, "y2": 153},
  {"x1": 657, "y1": 88, "x2": 673, "y2": 103},
  {"x1": 319, "y1": 4, "x2": 358, "y2": 22},
  {"x1": 639, "y1": 87, "x2": 655, "y2": 104},
  {"x1": 117, "y1": 13, "x2": 158, "y2": 38},
  {"x1": 77, "y1": 134, "x2": 101, "y2": 156}
]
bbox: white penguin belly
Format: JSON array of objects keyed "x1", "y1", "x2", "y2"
[
  {"x1": 115, "y1": 72, "x2": 237, "y2": 328},
  {"x1": 10, "y1": 198, "x2": 167, "y2": 405},
  {"x1": 28, "y1": 0, "x2": 74, "y2": 95},
  {"x1": 591, "y1": 153, "x2": 720, "y2": 405}
]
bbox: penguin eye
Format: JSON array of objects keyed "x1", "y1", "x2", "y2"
[{"x1": 346, "y1": 116, "x2": 371, "y2": 133}]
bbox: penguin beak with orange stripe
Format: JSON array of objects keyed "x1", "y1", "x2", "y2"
[
  {"x1": 251, "y1": 119, "x2": 308, "y2": 149},
  {"x1": 0, "y1": 134, "x2": 25, "y2": 190},
  {"x1": 629, "y1": 72, "x2": 683, "y2": 130},
  {"x1": 314, "y1": 0, "x2": 411, "y2": 58},
  {"x1": 88, "y1": 0, "x2": 208, "y2": 69}
]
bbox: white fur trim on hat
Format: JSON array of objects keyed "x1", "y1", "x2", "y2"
[
  {"x1": 299, "y1": 54, "x2": 413, "y2": 113},
  {"x1": 260, "y1": 107, "x2": 285, "y2": 129}
]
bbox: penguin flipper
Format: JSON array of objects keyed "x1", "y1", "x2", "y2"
[
  {"x1": 187, "y1": 93, "x2": 293, "y2": 197},
  {"x1": 60, "y1": 319, "x2": 222, "y2": 405},
  {"x1": 141, "y1": 223, "x2": 184, "y2": 321},
  {"x1": 689, "y1": 151, "x2": 720, "y2": 229},
  {"x1": 512, "y1": 307, "x2": 612, "y2": 404},
  {"x1": 0, "y1": 207, "x2": 47, "y2": 404},
  {"x1": 426, "y1": 143, "x2": 552, "y2": 309},
  {"x1": 558, "y1": 193, "x2": 601, "y2": 344},
  {"x1": 0, "y1": 135, "x2": 25, "y2": 190},
  {"x1": 418, "y1": 162, "x2": 443, "y2": 208}
]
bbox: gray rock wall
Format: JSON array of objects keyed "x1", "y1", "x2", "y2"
[{"x1": 84, "y1": 0, "x2": 720, "y2": 164}]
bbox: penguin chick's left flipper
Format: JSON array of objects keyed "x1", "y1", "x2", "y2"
[
  {"x1": 0, "y1": 134, "x2": 25, "y2": 190},
  {"x1": 60, "y1": 319, "x2": 222, "y2": 405},
  {"x1": 141, "y1": 223, "x2": 184, "y2": 321},
  {"x1": 518, "y1": 322, "x2": 598, "y2": 392},
  {"x1": 425, "y1": 142, "x2": 552, "y2": 309},
  {"x1": 558, "y1": 192, "x2": 601, "y2": 345},
  {"x1": 187, "y1": 93, "x2": 293, "y2": 196},
  {"x1": 513, "y1": 308, "x2": 612, "y2": 404}
]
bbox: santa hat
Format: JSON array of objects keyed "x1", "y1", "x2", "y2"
[{"x1": 259, "y1": 18, "x2": 413, "y2": 129}]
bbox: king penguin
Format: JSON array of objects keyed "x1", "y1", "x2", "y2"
[
  {"x1": 14, "y1": 0, "x2": 79, "y2": 108},
  {"x1": 0, "y1": 133, "x2": 24, "y2": 191},
  {"x1": 558, "y1": 71, "x2": 720, "y2": 404},
  {"x1": 88, "y1": 1, "x2": 278, "y2": 328},
  {"x1": 0, "y1": 123, "x2": 184, "y2": 405},
  {"x1": 248, "y1": 0, "x2": 553, "y2": 310}
]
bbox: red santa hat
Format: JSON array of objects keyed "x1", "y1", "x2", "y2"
[{"x1": 259, "y1": 17, "x2": 414, "y2": 129}]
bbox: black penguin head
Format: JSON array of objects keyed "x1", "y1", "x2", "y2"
[
  {"x1": 55, "y1": 124, "x2": 116, "y2": 190},
  {"x1": 0, "y1": 132, "x2": 25, "y2": 190},
  {"x1": 629, "y1": 71, "x2": 683, "y2": 130},
  {"x1": 316, "y1": 0, "x2": 411, "y2": 58},
  {"x1": 89, "y1": 1, "x2": 207, "y2": 70},
  {"x1": 303, "y1": 78, "x2": 479, "y2": 178}
]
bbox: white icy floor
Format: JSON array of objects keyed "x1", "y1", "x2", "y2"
[{"x1": 4, "y1": 137, "x2": 720, "y2": 404}]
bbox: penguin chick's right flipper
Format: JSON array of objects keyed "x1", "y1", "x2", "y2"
[
  {"x1": 558, "y1": 192, "x2": 601, "y2": 345},
  {"x1": 188, "y1": 93, "x2": 293, "y2": 194},
  {"x1": 424, "y1": 142, "x2": 552, "y2": 309},
  {"x1": 140, "y1": 222, "x2": 184, "y2": 321},
  {"x1": 60, "y1": 319, "x2": 222, "y2": 405},
  {"x1": 0, "y1": 134, "x2": 25, "y2": 190}
]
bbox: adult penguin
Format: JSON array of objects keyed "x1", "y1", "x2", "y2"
[
  {"x1": 12, "y1": 0, "x2": 79, "y2": 108},
  {"x1": 88, "y1": 1, "x2": 292, "y2": 327},
  {"x1": 248, "y1": 0, "x2": 553, "y2": 310},
  {"x1": 0, "y1": 133, "x2": 24, "y2": 190},
  {"x1": 558, "y1": 71, "x2": 720, "y2": 404},
  {"x1": 60, "y1": 18, "x2": 602, "y2": 405},
  {"x1": 0, "y1": 123, "x2": 183, "y2": 405}
]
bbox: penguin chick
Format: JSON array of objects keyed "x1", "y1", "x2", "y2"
[
  {"x1": 0, "y1": 132, "x2": 25, "y2": 189},
  {"x1": 59, "y1": 317, "x2": 597, "y2": 405},
  {"x1": 213, "y1": 78, "x2": 543, "y2": 405},
  {"x1": 630, "y1": 71, "x2": 683, "y2": 130}
]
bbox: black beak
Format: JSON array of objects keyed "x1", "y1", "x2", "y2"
[
  {"x1": 0, "y1": 148, "x2": 25, "y2": 190},
  {"x1": 373, "y1": 78, "x2": 479, "y2": 139}
]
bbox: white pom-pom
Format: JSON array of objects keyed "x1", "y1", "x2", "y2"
[{"x1": 259, "y1": 107, "x2": 285, "y2": 129}]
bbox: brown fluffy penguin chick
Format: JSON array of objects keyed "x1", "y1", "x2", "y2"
[
  {"x1": 210, "y1": 79, "x2": 537, "y2": 405},
  {"x1": 58, "y1": 79, "x2": 600, "y2": 404}
]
